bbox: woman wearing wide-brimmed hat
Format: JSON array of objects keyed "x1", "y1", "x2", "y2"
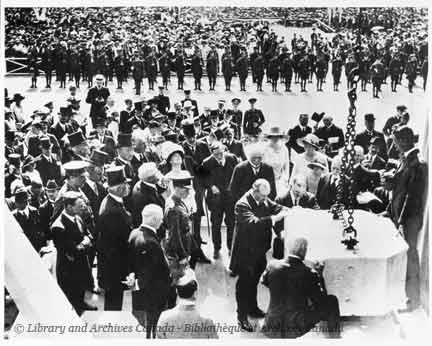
[
  {"x1": 290, "y1": 133, "x2": 329, "y2": 190},
  {"x1": 263, "y1": 126, "x2": 290, "y2": 196}
]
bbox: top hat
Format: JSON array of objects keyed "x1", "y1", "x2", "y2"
[
  {"x1": 58, "y1": 106, "x2": 73, "y2": 117},
  {"x1": 105, "y1": 166, "x2": 131, "y2": 187},
  {"x1": 8, "y1": 153, "x2": 21, "y2": 167},
  {"x1": 89, "y1": 149, "x2": 109, "y2": 167},
  {"x1": 167, "y1": 112, "x2": 177, "y2": 120},
  {"x1": 181, "y1": 119, "x2": 196, "y2": 138},
  {"x1": 68, "y1": 131, "x2": 87, "y2": 147},
  {"x1": 117, "y1": 133, "x2": 133, "y2": 148}
]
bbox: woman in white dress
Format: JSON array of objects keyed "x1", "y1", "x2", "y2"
[
  {"x1": 263, "y1": 126, "x2": 290, "y2": 197},
  {"x1": 291, "y1": 133, "x2": 329, "y2": 195},
  {"x1": 11, "y1": 94, "x2": 26, "y2": 128}
]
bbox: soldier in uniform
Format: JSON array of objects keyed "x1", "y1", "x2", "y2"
[
  {"x1": 315, "y1": 54, "x2": 328, "y2": 92},
  {"x1": 236, "y1": 48, "x2": 249, "y2": 92},
  {"x1": 131, "y1": 52, "x2": 145, "y2": 95},
  {"x1": 174, "y1": 48, "x2": 186, "y2": 90},
  {"x1": 243, "y1": 98, "x2": 265, "y2": 139},
  {"x1": 358, "y1": 54, "x2": 370, "y2": 92},
  {"x1": 70, "y1": 46, "x2": 81, "y2": 89},
  {"x1": 249, "y1": 46, "x2": 259, "y2": 83},
  {"x1": 298, "y1": 55, "x2": 309, "y2": 92},
  {"x1": 389, "y1": 53, "x2": 403, "y2": 93},
  {"x1": 344, "y1": 54, "x2": 357, "y2": 90},
  {"x1": 158, "y1": 49, "x2": 171, "y2": 90},
  {"x1": 114, "y1": 53, "x2": 126, "y2": 90},
  {"x1": 28, "y1": 44, "x2": 39, "y2": 89},
  {"x1": 163, "y1": 170, "x2": 197, "y2": 283},
  {"x1": 370, "y1": 57, "x2": 385, "y2": 98},
  {"x1": 41, "y1": 43, "x2": 55, "y2": 88},
  {"x1": 268, "y1": 55, "x2": 280, "y2": 92},
  {"x1": 206, "y1": 47, "x2": 219, "y2": 91},
  {"x1": 331, "y1": 54, "x2": 343, "y2": 91},
  {"x1": 405, "y1": 54, "x2": 418, "y2": 93},
  {"x1": 57, "y1": 43, "x2": 68, "y2": 89},
  {"x1": 280, "y1": 53, "x2": 294, "y2": 92},
  {"x1": 191, "y1": 46, "x2": 203, "y2": 91},
  {"x1": 252, "y1": 50, "x2": 265, "y2": 92},
  {"x1": 145, "y1": 48, "x2": 158, "y2": 91},
  {"x1": 222, "y1": 46, "x2": 234, "y2": 91},
  {"x1": 227, "y1": 98, "x2": 243, "y2": 139}
]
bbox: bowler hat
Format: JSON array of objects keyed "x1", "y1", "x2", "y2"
[
  {"x1": 105, "y1": 166, "x2": 131, "y2": 187},
  {"x1": 68, "y1": 131, "x2": 87, "y2": 147},
  {"x1": 364, "y1": 113, "x2": 375, "y2": 122},
  {"x1": 117, "y1": 133, "x2": 132, "y2": 148}
]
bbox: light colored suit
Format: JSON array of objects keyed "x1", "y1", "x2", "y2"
[{"x1": 156, "y1": 301, "x2": 218, "y2": 339}]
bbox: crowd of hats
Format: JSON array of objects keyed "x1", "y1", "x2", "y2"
[{"x1": 5, "y1": 7, "x2": 290, "y2": 57}]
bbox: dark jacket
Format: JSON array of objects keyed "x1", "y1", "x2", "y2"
[
  {"x1": 243, "y1": 109, "x2": 265, "y2": 136},
  {"x1": 128, "y1": 225, "x2": 171, "y2": 311},
  {"x1": 261, "y1": 257, "x2": 327, "y2": 338},
  {"x1": 13, "y1": 206, "x2": 47, "y2": 252},
  {"x1": 229, "y1": 191, "x2": 283, "y2": 274},
  {"x1": 131, "y1": 181, "x2": 165, "y2": 229},
  {"x1": 355, "y1": 130, "x2": 388, "y2": 161},
  {"x1": 229, "y1": 160, "x2": 276, "y2": 202},
  {"x1": 51, "y1": 213, "x2": 93, "y2": 291},
  {"x1": 390, "y1": 149, "x2": 428, "y2": 229},
  {"x1": 85, "y1": 86, "x2": 110, "y2": 120},
  {"x1": 287, "y1": 125, "x2": 313, "y2": 153},
  {"x1": 315, "y1": 173, "x2": 343, "y2": 209},
  {"x1": 35, "y1": 153, "x2": 62, "y2": 185},
  {"x1": 276, "y1": 191, "x2": 319, "y2": 209},
  {"x1": 96, "y1": 194, "x2": 133, "y2": 291}
]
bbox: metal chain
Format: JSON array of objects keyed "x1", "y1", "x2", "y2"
[{"x1": 336, "y1": 106, "x2": 357, "y2": 229}]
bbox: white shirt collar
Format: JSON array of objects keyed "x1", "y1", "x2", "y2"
[
  {"x1": 143, "y1": 181, "x2": 157, "y2": 190},
  {"x1": 18, "y1": 206, "x2": 30, "y2": 217},
  {"x1": 109, "y1": 193, "x2": 123, "y2": 204},
  {"x1": 177, "y1": 298, "x2": 196, "y2": 307}
]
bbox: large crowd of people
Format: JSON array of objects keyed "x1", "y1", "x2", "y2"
[{"x1": 4, "y1": 6, "x2": 429, "y2": 339}]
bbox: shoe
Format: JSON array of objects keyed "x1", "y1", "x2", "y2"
[
  {"x1": 81, "y1": 301, "x2": 97, "y2": 311},
  {"x1": 238, "y1": 318, "x2": 254, "y2": 332},
  {"x1": 213, "y1": 250, "x2": 220, "y2": 260},
  {"x1": 196, "y1": 254, "x2": 211, "y2": 264},
  {"x1": 248, "y1": 307, "x2": 265, "y2": 318}
]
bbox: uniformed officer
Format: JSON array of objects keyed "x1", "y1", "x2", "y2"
[
  {"x1": 206, "y1": 47, "x2": 219, "y2": 91},
  {"x1": 227, "y1": 98, "x2": 243, "y2": 139},
  {"x1": 174, "y1": 48, "x2": 186, "y2": 90},
  {"x1": 243, "y1": 98, "x2": 265, "y2": 138},
  {"x1": 331, "y1": 54, "x2": 343, "y2": 91},
  {"x1": 268, "y1": 55, "x2": 280, "y2": 92},
  {"x1": 370, "y1": 57, "x2": 385, "y2": 98},
  {"x1": 191, "y1": 46, "x2": 203, "y2": 91},
  {"x1": 252, "y1": 51, "x2": 265, "y2": 92},
  {"x1": 236, "y1": 48, "x2": 249, "y2": 92},
  {"x1": 145, "y1": 48, "x2": 158, "y2": 91},
  {"x1": 131, "y1": 52, "x2": 145, "y2": 95},
  {"x1": 158, "y1": 49, "x2": 171, "y2": 90},
  {"x1": 315, "y1": 54, "x2": 328, "y2": 92},
  {"x1": 280, "y1": 52, "x2": 294, "y2": 92},
  {"x1": 389, "y1": 53, "x2": 403, "y2": 93},
  {"x1": 221, "y1": 46, "x2": 234, "y2": 91}
]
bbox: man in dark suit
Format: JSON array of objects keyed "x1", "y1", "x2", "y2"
[
  {"x1": 51, "y1": 191, "x2": 96, "y2": 315},
  {"x1": 261, "y1": 237, "x2": 341, "y2": 338},
  {"x1": 126, "y1": 204, "x2": 172, "y2": 338},
  {"x1": 12, "y1": 186, "x2": 48, "y2": 253},
  {"x1": 154, "y1": 86, "x2": 170, "y2": 115},
  {"x1": 86, "y1": 74, "x2": 110, "y2": 128},
  {"x1": 229, "y1": 143, "x2": 276, "y2": 203},
  {"x1": 287, "y1": 114, "x2": 313, "y2": 154},
  {"x1": 316, "y1": 156, "x2": 347, "y2": 209},
  {"x1": 200, "y1": 141, "x2": 238, "y2": 259},
  {"x1": 119, "y1": 99, "x2": 135, "y2": 133},
  {"x1": 39, "y1": 179, "x2": 59, "y2": 241},
  {"x1": 243, "y1": 98, "x2": 265, "y2": 137},
  {"x1": 229, "y1": 179, "x2": 288, "y2": 331},
  {"x1": 314, "y1": 115, "x2": 344, "y2": 157},
  {"x1": 181, "y1": 90, "x2": 199, "y2": 117},
  {"x1": 387, "y1": 126, "x2": 428, "y2": 312},
  {"x1": 97, "y1": 166, "x2": 133, "y2": 310},
  {"x1": 89, "y1": 118, "x2": 116, "y2": 161},
  {"x1": 49, "y1": 106, "x2": 74, "y2": 144},
  {"x1": 355, "y1": 113, "x2": 387, "y2": 161},
  {"x1": 222, "y1": 127, "x2": 247, "y2": 161},
  {"x1": 130, "y1": 162, "x2": 165, "y2": 229},
  {"x1": 276, "y1": 175, "x2": 319, "y2": 209},
  {"x1": 363, "y1": 137, "x2": 386, "y2": 170},
  {"x1": 35, "y1": 136, "x2": 62, "y2": 185}
]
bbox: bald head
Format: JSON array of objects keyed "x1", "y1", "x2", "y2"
[
  {"x1": 141, "y1": 204, "x2": 164, "y2": 229},
  {"x1": 286, "y1": 237, "x2": 308, "y2": 260}
]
